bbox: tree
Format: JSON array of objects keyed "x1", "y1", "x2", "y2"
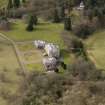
[
  {"x1": 13, "y1": 0, "x2": 20, "y2": 8},
  {"x1": 60, "y1": 6, "x2": 65, "y2": 21},
  {"x1": 53, "y1": 9, "x2": 61, "y2": 23},
  {"x1": 26, "y1": 15, "x2": 34, "y2": 31},
  {"x1": 7, "y1": 0, "x2": 13, "y2": 9},
  {"x1": 64, "y1": 16, "x2": 72, "y2": 31},
  {"x1": 73, "y1": 21, "x2": 95, "y2": 39}
]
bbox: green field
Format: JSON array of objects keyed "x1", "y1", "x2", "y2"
[
  {"x1": 86, "y1": 30, "x2": 105, "y2": 69},
  {"x1": 0, "y1": 42, "x2": 19, "y2": 70},
  {"x1": 1, "y1": 20, "x2": 65, "y2": 48}
]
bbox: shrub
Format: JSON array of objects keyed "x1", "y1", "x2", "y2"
[
  {"x1": 26, "y1": 23, "x2": 34, "y2": 31},
  {"x1": 70, "y1": 38, "x2": 84, "y2": 53},
  {"x1": 70, "y1": 38, "x2": 87, "y2": 59},
  {"x1": 53, "y1": 9, "x2": 61, "y2": 23},
  {"x1": 26, "y1": 15, "x2": 34, "y2": 31}
]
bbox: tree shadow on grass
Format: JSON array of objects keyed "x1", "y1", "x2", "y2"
[{"x1": 38, "y1": 22, "x2": 50, "y2": 26}]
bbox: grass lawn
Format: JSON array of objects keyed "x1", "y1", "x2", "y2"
[
  {"x1": 0, "y1": 42, "x2": 19, "y2": 70},
  {"x1": 86, "y1": 30, "x2": 105, "y2": 69},
  {"x1": 1, "y1": 19, "x2": 65, "y2": 48},
  {"x1": 18, "y1": 43, "x2": 44, "y2": 71}
]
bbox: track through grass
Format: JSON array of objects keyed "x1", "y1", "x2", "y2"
[{"x1": 86, "y1": 30, "x2": 105, "y2": 69}]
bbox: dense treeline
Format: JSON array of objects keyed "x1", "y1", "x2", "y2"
[{"x1": 3, "y1": 0, "x2": 105, "y2": 31}]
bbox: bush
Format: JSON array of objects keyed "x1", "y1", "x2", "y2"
[
  {"x1": 53, "y1": 9, "x2": 61, "y2": 23},
  {"x1": 69, "y1": 38, "x2": 87, "y2": 59},
  {"x1": 70, "y1": 38, "x2": 84, "y2": 53},
  {"x1": 26, "y1": 23, "x2": 34, "y2": 31},
  {"x1": 26, "y1": 15, "x2": 35, "y2": 31},
  {"x1": 73, "y1": 21, "x2": 95, "y2": 39}
]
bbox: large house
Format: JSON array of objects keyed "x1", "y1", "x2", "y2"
[
  {"x1": 34, "y1": 40, "x2": 60, "y2": 71},
  {"x1": 44, "y1": 43, "x2": 60, "y2": 58}
]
